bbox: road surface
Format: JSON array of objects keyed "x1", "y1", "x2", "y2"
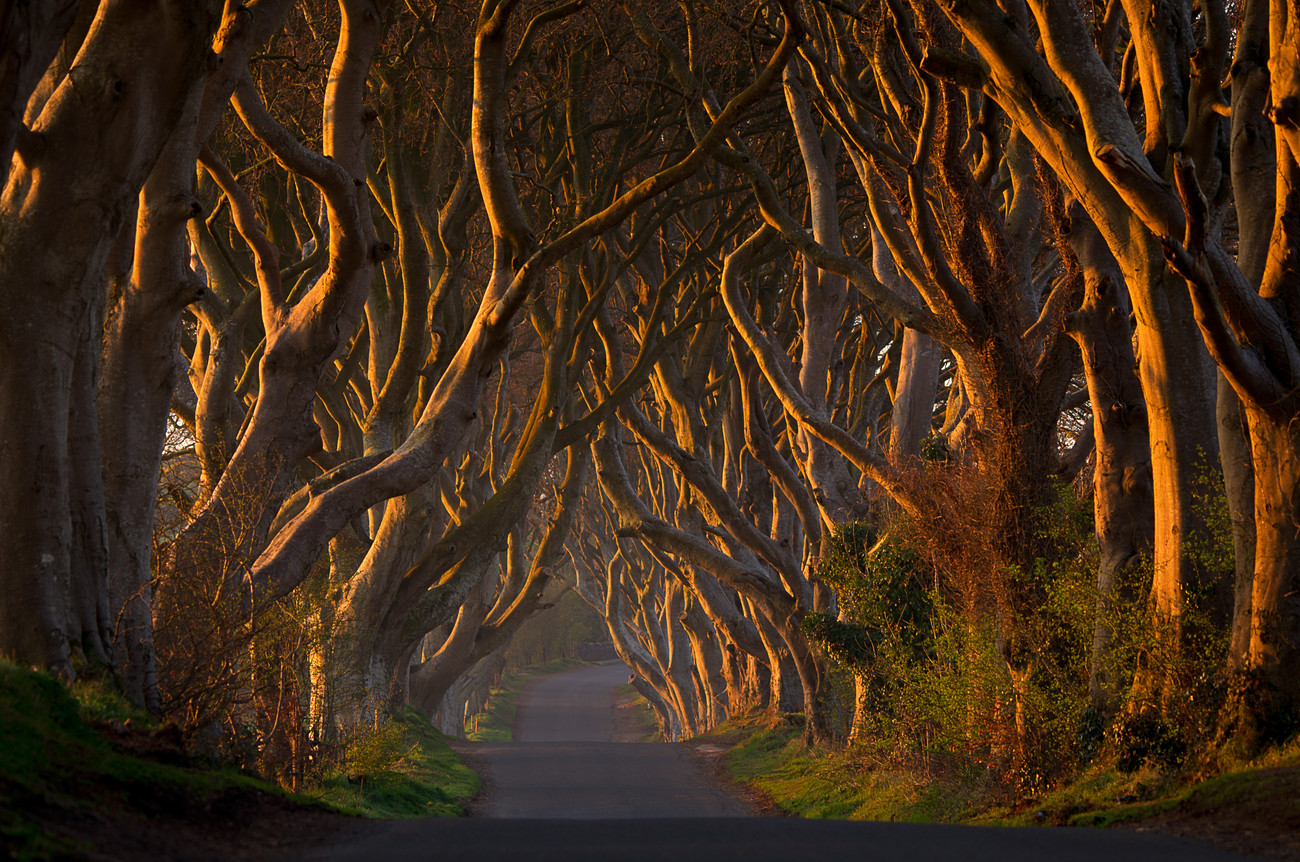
[
  {"x1": 305, "y1": 663, "x2": 1258, "y2": 862},
  {"x1": 472, "y1": 662, "x2": 751, "y2": 818}
]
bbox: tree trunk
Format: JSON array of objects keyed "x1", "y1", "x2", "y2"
[
  {"x1": 99, "y1": 0, "x2": 290, "y2": 709},
  {"x1": 0, "y1": 0, "x2": 220, "y2": 676},
  {"x1": 1219, "y1": 381, "x2": 1257, "y2": 671},
  {"x1": 1064, "y1": 208, "x2": 1154, "y2": 713},
  {"x1": 0, "y1": 0, "x2": 82, "y2": 188},
  {"x1": 1119, "y1": 241, "x2": 1222, "y2": 706},
  {"x1": 1225, "y1": 403, "x2": 1300, "y2": 744}
]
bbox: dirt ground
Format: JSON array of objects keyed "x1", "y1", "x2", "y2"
[
  {"x1": 1134, "y1": 814, "x2": 1299, "y2": 862},
  {"x1": 1128, "y1": 765, "x2": 1300, "y2": 862}
]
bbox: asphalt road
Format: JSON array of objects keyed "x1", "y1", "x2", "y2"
[
  {"x1": 512, "y1": 661, "x2": 631, "y2": 742},
  {"x1": 305, "y1": 663, "x2": 1259, "y2": 862},
  {"x1": 474, "y1": 662, "x2": 751, "y2": 818}
]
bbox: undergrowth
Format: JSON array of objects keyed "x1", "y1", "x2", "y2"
[
  {"x1": 720, "y1": 719, "x2": 990, "y2": 822},
  {"x1": 711, "y1": 710, "x2": 1300, "y2": 838},
  {"x1": 307, "y1": 707, "x2": 478, "y2": 817},
  {"x1": 0, "y1": 661, "x2": 477, "y2": 860},
  {"x1": 0, "y1": 662, "x2": 323, "y2": 860}
]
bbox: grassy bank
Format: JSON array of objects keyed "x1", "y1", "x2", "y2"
[
  {"x1": 3, "y1": 663, "x2": 286, "y2": 858},
  {"x1": 709, "y1": 715, "x2": 1300, "y2": 857},
  {"x1": 0, "y1": 662, "x2": 477, "y2": 859},
  {"x1": 719, "y1": 721, "x2": 987, "y2": 822},
  {"x1": 306, "y1": 707, "x2": 478, "y2": 818}
]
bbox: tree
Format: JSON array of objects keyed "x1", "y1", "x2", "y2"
[
  {"x1": 0, "y1": 0, "x2": 224, "y2": 679},
  {"x1": 935, "y1": 0, "x2": 1299, "y2": 744},
  {"x1": 5, "y1": 0, "x2": 1294, "y2": 779}
]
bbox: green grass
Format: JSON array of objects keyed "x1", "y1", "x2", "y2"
[
  {"x1": 722, "y1": 722, "x2": 983, "y2": 821},
  {"x1": 0, "y1": 662, "x2": 481, "y2": 859},
  {"x1": 1003, "y1": 744, "x2": 1300, "y2": 829},
  {"x1": 465, "y1": 658, "x2": 588, "y2": 742},
  {"x1": 726, "y1": 725, "x2": 864, "y2": 818},
  {"x1": 715, "y1": 713, "x2": 1300, "y2": 836},
  {"x1": 307, "y1": 708, "x2": 479, "y2": 818},
  {"x1": 0, "y1": 662, "x2": 322, "y2": 860}
]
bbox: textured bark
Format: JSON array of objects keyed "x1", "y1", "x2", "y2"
[
  {"x1": 0, "y1": 0, "x2": 221, "y2": 676},
  {"x1": 99, "y1": 1, "x2": 292, "y2": 707},
  {"x1": 166, "y1": 9, "x2": 386, "y2": 573},
  {"x1": 1064, "y1": 208, "x2": 1153, "y2": 712},
  {"x1": 679, "y1": 596, "x2": 729, "y2": 730},
  {"x1": 784, "y1": 62, "x2": 857, "y2": 527},
  {"x1": 938, "y1": 0, "x2": 1226, "y2": 709},
  {"x1": 1219, "y1": 0, "x2": 1272, "y2": 674},
  {"x1": 245, "y1": 1, "x2": 803, "y2": 607},
  {"x1": 1239, "y1": 420, "x2": 1300, "y2": 723},
  {"x1": 0, "y1": 0, "x2": 82, "y2": 187},
  {"x1": 1219, "y1": 381, "x2": 1257, "y2": 671},
  {"x1": 1203, "y1": 0, "x2": 1300, "y2": 742},
  {"x1": 409, "y1": 448, "x2": 588, "y2": 716},
  {"x1": 409, "y1": 574, "x2": 491, "y2": 717},
  {"x1": 870, "y1": 221, "x2": 942, "y2": 465}
]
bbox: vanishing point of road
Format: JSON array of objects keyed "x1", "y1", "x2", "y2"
[{"x1": 306, "y1": 663, "x2": 1258, "y2": 862}]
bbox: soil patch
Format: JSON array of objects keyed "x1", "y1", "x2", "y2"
[
  {"x1": 1126, "y1": 765, "x2": 1300, "y2": 862},
  {"x1": 683, "y1": 739, "x2": 783, "y2": 818},
  {"x1": 611, "y1": 682, "x2": 658, "y2": 743}
]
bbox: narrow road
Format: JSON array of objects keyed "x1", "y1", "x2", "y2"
[
  {"x1": 472, "y1": 662, "x2": 751, "y2": 818},
  {"x1": 305, "y1": 663, "x2": 1259, "y2": 862},
  {"x1": 512, "y1": 661, "x2": 629, "y2": 742}
]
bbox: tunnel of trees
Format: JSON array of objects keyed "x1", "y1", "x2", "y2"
[{"x1": 1, "y1": 0, "x2": 1297, "y2": 784}]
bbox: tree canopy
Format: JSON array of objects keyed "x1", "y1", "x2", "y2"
[{"x1": 0, "y1": 0, "x2": 1297, "y2": 782}]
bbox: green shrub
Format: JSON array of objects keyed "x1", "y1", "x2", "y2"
[
  {"x1": 308, "y1": 708, "x2": 478, "y2": 818},
  {"x1": 345, "y1": 720, "x2": 413, "y2": 779},
  {"x1": 809, "y1": 484, "x2": 1106, "y2": 783}
]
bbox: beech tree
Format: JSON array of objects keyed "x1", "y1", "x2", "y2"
[
  {"x1": 3, "y1": 0, "x2": 1295, "y2": 782},
  {"x1": 0, "y1": 0, "x2": 225, "y2": 679},
  {"x1": 931, "y1": 0, "x2": 1299, "y2": 743},
  {"x1": 667, "y1": 2, "x2": 1089, "y2": 756},
  {"x1": 134, "y1": 0, "x2": 805, "y2": 744}
]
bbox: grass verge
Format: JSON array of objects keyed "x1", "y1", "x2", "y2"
[
  {"x1": 720, "y1": 721, "x2": 985, "y2": 821},
  {"x1": 0, "y1": 662, "x2": 477, "y2": 860},
  {"x1": 307, "y1": 707, "x2": 478, "y2": 818},
  {"x1": 710, "y1": 713, "x2": 1300, "y2": 858},
  {"x1": 1, "y1": 662, "x2": 313, "y2": 859}
]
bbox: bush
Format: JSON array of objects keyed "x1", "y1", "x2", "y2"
[{"x1": 808, "y1": 483, "x2": 1106, "y2": 784}]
